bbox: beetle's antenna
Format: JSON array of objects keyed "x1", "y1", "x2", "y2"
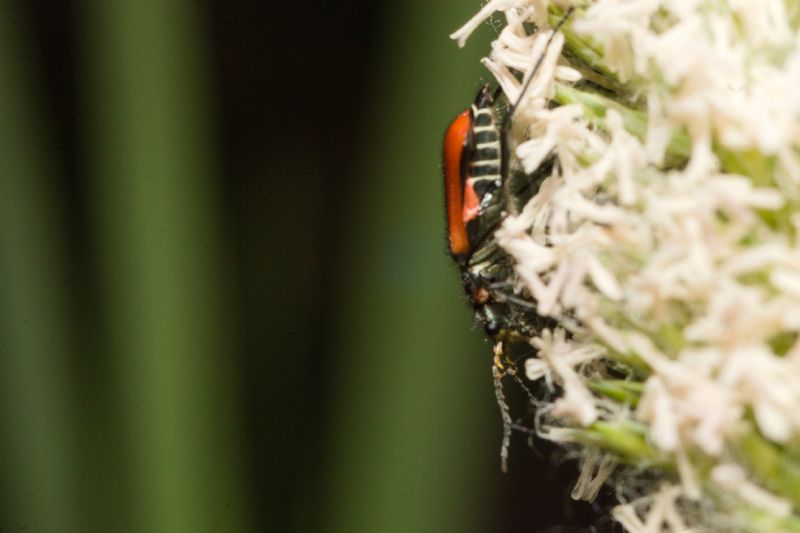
[
  {"x1": 492, "y1": 85, "x2": 503, "y2": 102},
  {"x1": 493, "y1": 358, "x2": 512, "y2": 473},
  {"x1": 500, "y1": 8, "x2": 574, "y2": 215},
  {"x1": 503, "y1": 7, "x2": 575, "y2": 130}
]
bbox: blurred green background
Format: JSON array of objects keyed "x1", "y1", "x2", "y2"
[{"x1": 0, "y1": 2, "x2": 605, "y2": 532}]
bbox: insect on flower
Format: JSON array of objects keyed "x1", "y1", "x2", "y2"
[
  {"x1": 442, "y1": 8, "x2": 574, "y2": 368},
  {"x1": 442, "y1": 8, "x2": 574, "y2": 471}
]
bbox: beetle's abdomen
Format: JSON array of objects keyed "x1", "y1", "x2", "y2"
[{"x1": 462, "y1": 103, "x2": 501, "y2": 223}]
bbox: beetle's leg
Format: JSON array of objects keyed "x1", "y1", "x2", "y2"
[
  {"x1": 493, "y1": 340, "x2": 504, "y2": 372},
  {"x1": 493, "y1": 338, "x2": 518, "y2": 372}
]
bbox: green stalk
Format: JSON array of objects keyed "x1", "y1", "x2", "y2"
[
  {"x1": 733, "y1": 429, "x2": 800, "y2": 508},
  {"x1": 787, "y1": 0, "x2": 800, "y2": 30},
  {"x1": 547, "y1": 5, "x2": 607, "y2": 73},
  {"x1": 569, "y1": 421, "x2": 663, "y2": 464},
  {"x1": 0, "y1": 5, "x2": 79, "y2": 531},
  {"x1": 716, "y1": 147, "x2": 776, "y2": 188},
  {"x1": 321, "y1": 4, "x2": 497, "y2": 533},
  {"x1": 81, "y1": 3, "x2": 249, "y2": 532},
  {"x1": 705, "y1": 483, "x2": 800, "y2": 532},
  {"x1": 745, "y1": 509, "x2": 800, "y2": 532},
  {"x1": 588, "y1": 380, "x2": 644, "y2": 407},
  {"x1": 716, "y1": 147, "x2": 796, "y2": 236}
]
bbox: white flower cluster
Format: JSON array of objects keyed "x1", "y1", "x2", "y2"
[{"x1": 453, "y1": 1, "x2": 800, "y2": 531}]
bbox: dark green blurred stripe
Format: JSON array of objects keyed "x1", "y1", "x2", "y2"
[
  {"x1": 322, "y1": 3, "x2": 496, "y2": 533},
  {"x1": 81, "y1": 3, "x2": 249, "y2": 532},
  {"x1": 0, "y1": 5, "x2": 80, "y2": 532}
]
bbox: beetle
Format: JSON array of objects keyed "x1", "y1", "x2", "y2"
[
  {"x1": 443, "y1": 85, "x2": 547, "y2": 357},
  {"x1": 442, "y1": 8, "x2": 574, "y2": 470},
  {"x1": 442, "y1": 7, "x2": 573, "y2": 365}
]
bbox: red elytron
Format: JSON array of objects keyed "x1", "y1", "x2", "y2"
[
  {"x1": 443, "y1": 109, "x2": 472, "y2": 258},
  {"x1": 443, "y1": 85, "x2": 503, "y2": 262}
]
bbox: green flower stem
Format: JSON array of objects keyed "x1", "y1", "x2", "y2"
[
  {"x1": 706, "y1": 483, "x2": 800, "y2": 532},
  {"x1": 588, "y1": 380, "x2": 644, "y2": 407},
  {"x1": 601, "y1": 345, "x2": 651, "y2": 375},
  {"x1": 546, "y1": 4, "x2": 638, "y2": 100},
  {"x1": 746, "y1": 509, "x2": 800, "y2": 533},
  {"x1": 716, "y1": 147, "x2": 776, "y2": 188},
  {"x1": 768, "y1": 331, "x2": 797, "y2": 356},
  {"x1": 547, "y1": 7, "x2": 606, "y2": 72},
  {"x1": 570, "y1": 421, "x2": 663, "y2": 464},
  {"x1": 733, "y1": 428, "x2": 800, "y2": 508},
  {"x1": 649, "y1": 322, "x2": 686, "y2": 357},
  {"x1": 716, "y1": 146, "x2": 796, "y2": 235},
  {"x1": 788, "y1": 0, "x2": 800, "y2": 30}
]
